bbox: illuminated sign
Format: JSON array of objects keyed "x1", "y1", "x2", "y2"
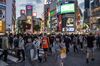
[
  {"x1": 26, "y1": 5, "x2": 33, "y2": 16},
  {"x1": 60, "y1": 3, "x2": 75, "y2": 14},
  {"x1": 50, "y1": 10, "x2": 56, "y2": 16},
  {"x1": 66, "y1": 27, "x2": 75, "y2": 32},
  {"x1": 26, "y1": 5, "x2": 32, "y2": 9},
  {"x1": 20, "y1": 10, "x2": 25, "y2": 15},
  {"x1": 66, "y1": 17, "x2": 74, "y2": 26},
  {"x1": 0, "y1": 21, "x2": 2, "y2": 31},
  {"x1": 33, "y1": 12, "x2": 37, "y2": 16},
  {"x1": 0, "y1": 20, "x2": 5, "y2": 33}
]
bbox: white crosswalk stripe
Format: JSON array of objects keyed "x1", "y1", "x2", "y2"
[
  {"x1": 8, "y1": 55, "x2": 18, "y2": 62},
  {"x1": 0, "y1": 51, "x2": 18, "y2": 66},
  {"x1": 0, "y1": 60, "x2": 8, "y2": 66}
]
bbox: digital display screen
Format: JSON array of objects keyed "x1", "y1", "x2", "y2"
[
  {"x1": 61, "y1": 3, "x2": 75, "y2": 14},
  {"x1": 66, "y1": 27, "x2": 75, "y2": 32}
]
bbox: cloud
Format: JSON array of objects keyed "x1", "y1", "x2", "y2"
[
  {"x1": 19, "y1": 4, "x2": 26, "y2": 7},
  {"x1": 16, "y1": 0, "x2": 44, "y2": 18},
  {"x1": 36, "y1": 0, "x2": 43, "y2": 3}
]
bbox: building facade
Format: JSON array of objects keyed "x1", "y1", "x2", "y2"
[
  {"x1": 6, "y1": 0, "x2": 16, "y2": 33},
  {"x1": 44, "y1": 0, "x2": 79, "y2": 32},
  {"x1": 0, "y1": 0, "x2": 6, "y2": 34},
  {"x1": 91, "y1": 0, "x2": 100, "y2": 30}
]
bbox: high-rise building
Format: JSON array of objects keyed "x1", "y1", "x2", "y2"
[
  {"x1": 0, "y1": 0, "x2": 6, "y2": 3},
  {"x1": 84, "y1": 0, "x2": 90, "y2": 23},
  {"x1": 85, "y1": 0, "x2": 90, "y2": 9},
  {"x1": 6, "y1": 0, "x2": 16, "y2": 33},
  {"x1": 91, "y1": 0, "x2": 100, "y2": 30}
]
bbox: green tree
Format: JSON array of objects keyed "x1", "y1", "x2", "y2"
[
  {"x1": 33, "y1": 25, "x2": 40, "y2": 32},
  {"x1": 97, "y1": 19, "x2": 100, "y2": 29}
]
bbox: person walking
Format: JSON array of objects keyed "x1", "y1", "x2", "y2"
[
  {"x1": 13, "y1": 34, "x2": 19, "y2": 56},
  {"x1": 64, "y1": 35, "x2": 71, "y2": 53},
  {"x1": 86, "y1": 33, "x2": 95, "y2": 63},
  {"x1": 79, "y1": 34, "x2": 83, "y2": 49},
  {"x1": 25, "y1": 37, "x2": 36, "y2": 66},
  {"x1": 41, "y1": 34, "x2": 49, "y2": 62},
  {"x1": 73, "y1": 35, "x2": 78, "y2": 53},
  {"x1": 8, "y1": 33, "x2": 13, "y2": 49},
  {"x1": 0, "y1": 33, "x2": 9, "y2": 62},
  {"x1": 16, "y1": 34, "x2": 25, "y2": 62},
  {"x1": 33, "y1": 36, "x2": 41, "y2": 61},
  {"x1": 96, "y1": 33, "x2": 100, "y2": 48},
  {"x1": 59, "y1": 39, "x2": 66, "y2": 66}
]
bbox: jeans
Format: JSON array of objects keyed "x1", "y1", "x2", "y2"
[
  {"x1": 17, "y1": 49, "x2": 25, "y2": 61},
  {"x1": 0, "y1": 50, "x2": 8, "y2": 61}
]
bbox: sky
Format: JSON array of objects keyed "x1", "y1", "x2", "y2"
[
  {"x1": 16, "y1": 0, "x2": 84, "y2": 18},
  {"x1": 16, "y1": 0, "x2": 45, "y2": 18}
]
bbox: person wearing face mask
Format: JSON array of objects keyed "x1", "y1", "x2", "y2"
[{"x1": 16, "y1": 34, "x2": 25, "y2": 63}]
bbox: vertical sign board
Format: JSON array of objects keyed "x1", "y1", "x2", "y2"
[
  {"x1": 26, "y1": 5, "x2": 33, "y2": 16},
  {"x1": 26, "y1": 5, "x2": 33, "y2": 33}
]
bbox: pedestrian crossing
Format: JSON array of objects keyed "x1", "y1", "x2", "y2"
[
  {"x1": 0, "y1": 51, "x2": 18, "y2": 66},
  {"x1": 0, "y1": 60, "x2": 8, "y2": 66}
]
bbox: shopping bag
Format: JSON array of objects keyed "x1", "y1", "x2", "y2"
[
  {"x1": 60, "y1": 48, "x2": 66, "y2": 59},
  {"x1": 30, "y1": 49, "x2": 36, "y2": 61}
]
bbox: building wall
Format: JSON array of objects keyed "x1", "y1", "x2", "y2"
[
  {"x1": 6, "y1": 0, "x2": 13, "y2": 30},
  {"x1": 0, "y1": 1, "x2": 6, "y2": 33},
  {"x1": 6, "y1": 0, "x2": 16, "y2": 32},
  {"x1": 0, "y1": 0, "x2": 6, "y2": 3}
]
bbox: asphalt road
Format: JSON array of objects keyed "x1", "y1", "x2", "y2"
[{"x1": 0, "y1": 47, "x2": 100, "y2": 66}]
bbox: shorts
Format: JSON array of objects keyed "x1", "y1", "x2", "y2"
[{"x1": 43, "y1": 48, "x2": 48, "y2": 52}]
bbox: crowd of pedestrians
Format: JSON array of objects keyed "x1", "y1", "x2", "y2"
[{"x1": 0, "y1": 32, "x2": 100, "y2": 66}]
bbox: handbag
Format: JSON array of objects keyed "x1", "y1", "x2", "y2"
[{"x1": 60, "y1": 48, "x2": 66, "y2": 59}]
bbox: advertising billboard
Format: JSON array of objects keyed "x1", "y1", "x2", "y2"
[
  {"x1": 26, "y1": 5, "x2": 33, "y2": 16},
  {"x1": 60, "y1": 3, "x2": 75, "y2": 14},
  {"x1": 0, "y1": 20, "x2": 5, "y2": 33},
  {"x1": 20, "y1": 10, "x2": 25, "y2": 15},
  {"x1": 50, "y1": 10, "x2": 56, "y2": 16},
  {"x1": 66, "y1": 27, "x2": 75, "y2": 32}
]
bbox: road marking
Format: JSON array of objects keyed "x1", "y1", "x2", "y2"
[
  {"x1": 0, "y1": 51, "x2": 18, "y2": 63},
  {"x1": 0, "y1": 60, "x2": 8, "y2": 66},
  {"x1": 7, "y1": 55, "x2": 18, "y2": 62}
]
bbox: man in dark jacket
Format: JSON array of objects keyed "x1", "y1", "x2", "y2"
[
  {"x1": 64, "y1": 35, "x2": 71, "y2": 53},
  {"x1": 86, "y1": 33, "x2": 95, "y2": 63}
]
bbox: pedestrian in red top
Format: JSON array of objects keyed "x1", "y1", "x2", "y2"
[{"x1": 41, "y1": 33, "x2": 49, "y2": 62}]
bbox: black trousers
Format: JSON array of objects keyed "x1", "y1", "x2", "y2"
[
  {"x1": 0, "y1": 50, "x2": 8, "y2": 61},
  {"x1": 37, "y1": 49, "x2": 42, "y2": 62},
  {"x1": 96, "y1": 42, "x2": 100, "y2": 48},
  {"x1": 73, "y1": 45, "x2": 78, "y2": 53},
  {"x1": 80, "y1": 42, "x2": 83, "y2": 49},
  {"x1": 17, "y1": 49, "x2": 25, "y2": 61}
]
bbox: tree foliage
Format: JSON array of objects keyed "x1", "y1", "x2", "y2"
[{"x1": 33, "y1": 25, "x2": 40, "y2": 31}]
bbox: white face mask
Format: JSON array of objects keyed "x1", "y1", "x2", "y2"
[{"x1": 28, "y1": 38, "x2": 32, "y2": 42}]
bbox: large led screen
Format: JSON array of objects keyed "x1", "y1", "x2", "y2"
[{"x1": 61, "y1": 3, "x2": 75, "y2": 14}]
